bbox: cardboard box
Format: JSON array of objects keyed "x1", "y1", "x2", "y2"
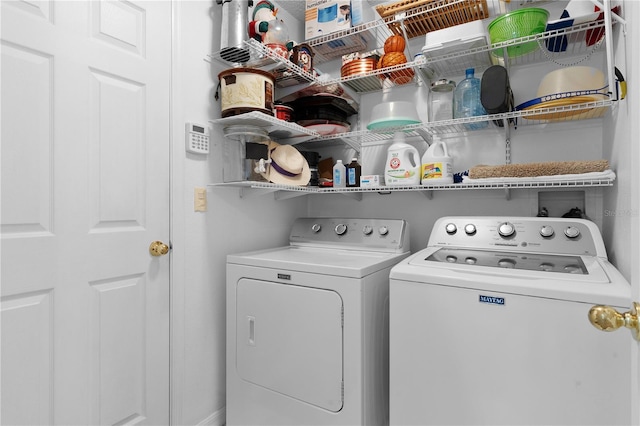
[
  {"x1": 360, "y1": 175, "x2": 381, "y2": 187},
  {"x1": 305, "y1": 0, "x2": 371, "y2": 40}
]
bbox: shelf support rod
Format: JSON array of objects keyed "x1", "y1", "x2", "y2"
[
  {"x1": 589, "y1": 0, "x2": 627, "y2": 26},
  {"x1": 273, "y1": 191, "x2": 311, "y2": 201},
  {"x1": 339, "y1": 192, "x2": 363, "y2": 201},
  {"x1": 505, "y1": 127, "x2": 511, "y2": 166},
  {"x1": 602, "y1": 0, "x2": 618, "y2": 101},
  {"x1": 397, "y1": 15, "x2": 414, "y2": 60}
]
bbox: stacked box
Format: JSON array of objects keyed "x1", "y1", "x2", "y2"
[{"x1": 305, "y1": 0, "x2": 371, "y2": 40}]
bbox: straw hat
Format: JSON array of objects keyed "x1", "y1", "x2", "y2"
[{"x1": 260, "y1": 141, "x2": 310, "y2": 186}]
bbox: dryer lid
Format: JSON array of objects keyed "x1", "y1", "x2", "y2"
[{"x1": 228, "y1": 245, "x2": 410, "y2": 278}]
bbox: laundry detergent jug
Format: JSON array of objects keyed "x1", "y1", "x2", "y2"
[
  {"x1": 421, "y1": 141, "x2": 453, "y2": 185},
  {"x1": 384, "y1": 132, "x2": 421, "y2": 186}
]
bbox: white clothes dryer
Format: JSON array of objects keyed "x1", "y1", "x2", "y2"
[
  {"x1": 389, "y1": 216, "x2": 631, "y2": 426},
  {"x1": 226, "y1": 217, "x2": 410, "y2": 426}
]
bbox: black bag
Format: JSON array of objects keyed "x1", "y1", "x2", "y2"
[{"x1": 481, "y1": 65, "x2": 515, "y2": 128}]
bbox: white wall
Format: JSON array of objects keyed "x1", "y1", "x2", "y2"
[{"x1": 172, "y1": 2, "x2": 307, "y2": 424}]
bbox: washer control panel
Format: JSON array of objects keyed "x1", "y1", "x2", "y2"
[
  {"x1": 428, "y1": 216, "x2": 603, "y2": 257},
  {"x1": 289, "y1": 217, "x2": 409, "y2": 253}
]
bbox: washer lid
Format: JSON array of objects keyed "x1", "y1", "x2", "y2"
[
  {"x1": 405, "y1": 247, "x2": 609, "y2": 282},
  {"x1": 228, "y1": 245, "x2": 410, "y2": 278},
  {"x1": 390, "y1": 247, "x2": 631, "y2": 306},
  {"x1": 425, "y1": 247, "x2": 589, "y2": 274}
]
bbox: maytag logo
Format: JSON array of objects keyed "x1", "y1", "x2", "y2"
[
  {"x1": 479, "y1": 295, "x2": 505, "y2": 306},
  {"x1": 277, "y1": 273, "x2": 291, "y2": 280}
]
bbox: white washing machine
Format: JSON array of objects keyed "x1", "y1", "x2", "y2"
[
  {"x1": 226, "y1": 217, "x2": 410, "y2": 426},
  {"x1": 389, "y1": 216, "x2": 631, "y2": 426}
]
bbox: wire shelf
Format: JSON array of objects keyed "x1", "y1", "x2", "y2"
[
  {"x1": 209, "y1": 176, "x2": 615, "y2": 195},
  {"x1": 375, "y1": 0, "x2": 490, "y2": 39},
  {"x1": 309, "y1": 99, "x2": 613, "y2": 145},
  {"x1": 207, "y1": 39, "x2": 317, "y2": 88},
  {"x1": 211, "y1": 99, "x2": 613, "y2": 150},
  {"x1": 287, "y1": 0, "x2": 489, "y2": 65},
  {"x1": 324, "y1": 19, "x2": 610, "y2": 93},
  {"x1": 207, "y1": 17, "x2": 611, "y2": 96},
  {"x1": 306, "y1": 20, "x2": 387, "y2": 64},
  {"x1": 210, "y1": 111, "x2": 320, "y2": 145}
]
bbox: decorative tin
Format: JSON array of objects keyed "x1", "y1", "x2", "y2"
[
  {"x1": 290, "y1": 43, "x2": 314, "y2": 74},
  {"x1": 217, "y1": 67, "x2": 274, "y2": 118}
]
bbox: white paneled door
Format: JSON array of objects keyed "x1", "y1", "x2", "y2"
[{"x1": 1, "y1": 1, "x2": 171, "y2": 425}]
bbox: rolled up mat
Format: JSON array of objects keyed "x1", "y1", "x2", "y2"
[{"x1": 469, "y1": 160, "x2": 609, "y2": 179}]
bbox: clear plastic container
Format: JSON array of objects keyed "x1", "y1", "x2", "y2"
[
  {"x1": 453, "y1": 68, "x2": 488, "y2": 130},
  {"x1": 429, "y1": 79, "x2": 455, "y2": 122}
]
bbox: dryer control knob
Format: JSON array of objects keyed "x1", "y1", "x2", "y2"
[
  {"x1": 311, "y1": 223, "x2": 322, "y2": 233},
  {"x1": 464, "y1": 224, "x2": 477, "y2": 235},
  {"x1": 445, "y1": 223, "x2": 457, "y2": 235},
  {"x1": 363, "y1": 225, "x2": 373, "y2": 235},
  {"x1": 379, "y1": 226, "x2": 389, "y2": 236},
  {"x1": 539, "y1": 225, "x2": 555, "y2": 238},
  {"x1": 335, "y1": 223, "x2": 348, "y2": 235},
  {"x1": 498, "y1": 222, "x2": 515, "y2": 237},
  {"x1": 564, "y1": 226, "x2": 580, "y2": 239}
]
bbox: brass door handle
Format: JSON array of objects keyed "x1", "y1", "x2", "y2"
[
  {"x1": 149, "y1": 240, "x2": 170, "y2": 257},
  {"x1": 588, "y1": 302, "x2": 640, "y2": 341}
]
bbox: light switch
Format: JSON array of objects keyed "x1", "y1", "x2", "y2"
[{"x1": 194, "y1": 187, "x2": 207, "y2": 212}]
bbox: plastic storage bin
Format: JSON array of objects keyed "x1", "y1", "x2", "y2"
[{"x1": 421, "y1": 19, "x2": 492, "y2": 78}]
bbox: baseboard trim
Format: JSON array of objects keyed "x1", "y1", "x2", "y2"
[{"x1": 197, "y1": 407, "x2": 226, "y2": 426}]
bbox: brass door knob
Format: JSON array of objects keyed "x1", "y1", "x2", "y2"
[
  {"x1": 149, "y1": 240, "x2": 170, "y2": 257},
  {"x1": 588, "y1": 302, "x2": 640, "y2": 341}
]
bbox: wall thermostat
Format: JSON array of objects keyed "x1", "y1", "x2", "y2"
[{"x1": 185, "y1": 122, "x2": 209, "y2": 154}]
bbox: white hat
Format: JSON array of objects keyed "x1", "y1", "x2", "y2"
[{"x1": 260, "y1": 142, "x2": 310, "y2": 186}]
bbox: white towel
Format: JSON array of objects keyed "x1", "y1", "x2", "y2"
[{"x1": 462, "y1": 169, "x2": 616, "y2": 184}]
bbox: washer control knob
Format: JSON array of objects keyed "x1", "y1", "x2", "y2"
[
  {"x1": 539, "y1": 225, "x2": 555, "y2": 238},
  {"x1": 564, "y1": 226, "x2": 581, "y2": 239},
  {"x1": 445, "y1": 223, "x2": 457, "y2": 235},
  {"x1": 335, "y1": 223, "x2": 348, "y2": 236},
  {"x1": 498, "y1": 222, "x2": 515, "y2": 237},
  {"x1": 564, "y1": 264, "x2": 583, "y2": 273},
  {"x1": 363, "y1": 225, "x2": 373, "y2": 235},
  {"x1": 498, "y1": 259, "x2": 516, "y2": 268},
  {"x1": 379, "y1": 226, "x2": 389, "y2": 236},
  {"x1": 311, "y1": 223, "x2": 322, "y2": 233},
  {"x1": 464, "y1": 224, "x2": 477, "y2": 235},
  {"x1": 539, "y1": 263, "x2": 554, "y2": 272}
]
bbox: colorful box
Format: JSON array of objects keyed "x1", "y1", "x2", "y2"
[
  {"x1": 360, "y1": 175, "x2": 381, "y2": 187},
  {"x1": 305, "y1": 0, "x2": 372, "y2": 41}
]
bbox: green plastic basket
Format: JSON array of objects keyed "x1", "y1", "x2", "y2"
[{"x1": 488, "y1": 8, "x2": 549, "y2": 58}]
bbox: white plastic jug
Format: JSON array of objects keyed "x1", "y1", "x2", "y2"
[
  {"x1": 384, "y1": 132, "x2": 421, "y2": 186},
  {"x1": 421, "y1": 141, "x2": 453, "y2": 185}
]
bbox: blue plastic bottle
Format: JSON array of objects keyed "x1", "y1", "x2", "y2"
[{"x1": 453, "y1": 68, "x2": 488, "y2": 130}]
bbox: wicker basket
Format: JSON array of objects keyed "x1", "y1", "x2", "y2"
[{"x1": 376, "y1": 0, "x2": 490, "y2": 39}]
